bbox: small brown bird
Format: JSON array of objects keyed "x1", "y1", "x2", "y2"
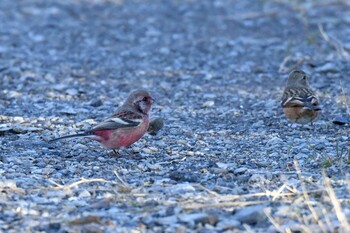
[
  {"x1": 147, "y1": 117, "x2": 164, "y2": 135},
  {"x1": 281, "y1": 70, "x2": 321, "y2": 125}
]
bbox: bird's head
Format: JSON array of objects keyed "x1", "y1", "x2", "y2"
[
  {"x1": 126, "y1": 90, "x2": 154, "y2": 115},
  {"x1": 287, "y1": 70, "x2": 310, "y2": 87}
]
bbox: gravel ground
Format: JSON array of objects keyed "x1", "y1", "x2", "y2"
[{"x1": 1, "y1": 0, "x2": 350, "y2": 232}]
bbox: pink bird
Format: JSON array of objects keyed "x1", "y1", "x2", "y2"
[{"x1": 50, "y1": 90, "x2": 153, "y2": 154}]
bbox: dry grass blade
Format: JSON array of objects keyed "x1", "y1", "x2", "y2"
[
  {"x1": 49, "y1": 178, "x2": 109, "y2": 190},
  {"x1": 183, "y1": 200, "x2": 267, "y2": 210},
  {"x1": 113, "y1": 170, "x2": 130, "y2": 187},
  {"x1": 192, "y1": 184, "x2": 222, "y2": 197},
  {"x1": 0, "y1": 186, "x2": 25, "y2": 195},
  {"x1": 294, "y1": 160, "x2": 328, "y2": 233},
  {"x1": 323, "y1": 171, "x2": 350, "y2": 232},
  {"x1": 322, "y1": 207, "x2": 333, "y2": 232},
  {"x1": 278, "y1": 55, "x2": 306, "y2": 74},
  {"x1": 243, "y1": 223, "x2": 256, "y2": 233},
  {"x1": 227, "y1": 11, "x2": 278, "y2": 20},
  {"x1": 113, "y1": 170, "x2": 133, "y2": 193},
  {"x1": 340, "y1": 83, "x2": 350, "y2": 116},
  {"x1": 318, "y1": 23, "x2": 350, "y2": 60},
  {"x1": 264, "y1": 208, "x2": 285, "y2": 233}
]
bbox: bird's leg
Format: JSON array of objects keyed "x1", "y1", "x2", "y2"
[
  {"x1": 130, "y1": 146, "x2": 140, "y2": 155},
  {"x1": 122, "y1": 148, "x2": 132, "y2": 156},
  {"x1": 124, "y1": 147, "x2": 143, "y2": 160}
]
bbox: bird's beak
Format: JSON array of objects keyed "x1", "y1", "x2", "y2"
[{"x1": 305, "y1": 102, "x2": 321, "y2": 111}]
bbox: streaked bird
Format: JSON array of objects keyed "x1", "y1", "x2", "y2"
[{"x1": 281, "y1": 70, "x2": 321, "y2": 125}]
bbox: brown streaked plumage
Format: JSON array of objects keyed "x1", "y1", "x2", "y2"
[{"x1": 281, "y1": 70, "x2": 321, "y2": 125}]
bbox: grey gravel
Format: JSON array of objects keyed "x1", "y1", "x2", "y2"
[
  {"x1": 234, "y1": 205, "x2": 267, "y2": 225},
  {"x1": 1, "y1": 0, "x2": 350, "y2": 232}
]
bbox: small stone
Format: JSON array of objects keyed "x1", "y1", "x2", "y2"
[
  {"x1": 47, "y1": 222, "x2": 61, "y2": 232},
  {"x1": 216, "y1": 218, "x2": 241, "y2": 230},
  {"x1": 294, "y1": 152, "x2": 308, "y2": 159},
  {"x1": 234, "y1": 167, "x2": 247, "y2": 175},
  {"x1": 233, "y1": 205, "x2": 267, "y2": 224},
  {"x1": 79, "y1": 190, "x2": 91, "y2": 198},
  {"x1": 13, "y1": 117, "x2": 25, "y2": 122},
  {"x1": 267, "y1": 137, "x2": 283, "y2": 147},
  {"x1": 178, "y1": 213, "x2": 218, "y2": 226},
  {"x1": 0, "y1": 180, "x2": 17, "y2": 189},
  {"x1": 316, "y1": 62, "x2": 338, "y2": 73},
  {"x1": 155, "y1": 215, "x2": 177, "y2": 225},
  {"x1": 90, "y1": 99, "x2": 103, "y2": 107},
  {"x1": 252, "y1": 120, "x2": 264, "y2": 128},
  {"x1": 69, "y1": 216, "x2": 102, "y2": 225},
  {"x1": 146, "y1": 27, "x2": 161, "y2": 37},
  {"x1": 12, "y1": 126, "x2": 43, "y2": 133},
  {"x1": 159, "y1": 47, "x2": 170, "y2": 54},
  {"x1": 81, "y1": 224, "x2": 104, "y2": 233},
  {"x1": 65, "y1": 88, "x2": 78, "y2": 95},
  {"x1": 333, "y1": 116, "x2": 350, "y2": 125},
  {"x1": 275, "y1": 205, "x2": 292, "y2": 217},
  {"x1": 142, "y1": 148, "x2": 152, "y2": 154},
  {"x1": 169, "y1": 183, "x2": 195, "y2": 194},
  {"x1": 203, "y1": 93, "x2": 216, "y2": 99},
  {"x1": 59, "y1": 107, "x2": 77, "y2": 115},
  {"x1": 248, "y1": 174, "x2": 267, "y2": 183},
  {"x1": 202, "y1": 101, "x2": 215, "y2": 108},
  {"x1": 52, "y1": 84, "x2": 68, "y2": 91},
  {"x1": 216, "y1": 162, "x2": 235, "y2": 170},
  {"x1": 0, "y1": 124, "x2": 13, "y2": 133},
  {"x1": 169, "y1": 172, "x2": 200, "y2": 183}
]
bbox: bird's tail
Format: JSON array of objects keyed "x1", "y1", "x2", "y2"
[{"x1": 49, "y1": 133, "x2": 91, "y2": 142}]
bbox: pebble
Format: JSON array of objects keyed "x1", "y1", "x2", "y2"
[
  {"x1": 267, "y1": 137, "x2": 283, "y2": 147},
  {"x1": 234, "y1": 167, "x2": 247, "y2": 174},
  {"x1": 216, "y1": 218, "x2": 241, "y2": 230},
  {"x1": 90, "y1": 99, "x2": 103, "y2": 107},
  {"x1": 333, "y1": 116, "x2": 350, "y2": 125},
  {"x1": 65, "y1": 88, "x2": 78, "y2": 96},
  {"x1": 79, "y1": 190, "x2": 91, "y2": 198},
  {"x1": 169, "y1": 183, "x2": 196, "y2": 194},
  {"x1": 316, "y1": 62, "x2": 338, "y2": 73},
  {"x1": 202, "y1": 101, "x2": 215, "y2": 108},
  {"x1": 248, "y1": 174, "x2": 266, "y2": 183},
  {"x1": 155, "y1": 215, "x2": 178, "y2": 225},
  {"x1": 178, "y1": 213, "x2": 218, "y2": 226},
  {"x1": 0, "y1": 124, "x2": 13, "y2": 132},
  {"x1": 233, "y1": 205, "x2": 267, "y2": 224}
]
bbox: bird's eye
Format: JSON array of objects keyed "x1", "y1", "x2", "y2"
[
  {"x1": 302, "y1": 75, "x2": 307, "y2": 80},
  {"x1": 143, "y1": 97, "x2": 148, "y2": 101}
]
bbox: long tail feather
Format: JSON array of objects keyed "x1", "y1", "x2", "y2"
[{"x1": 49, "y1": 133, "x2": 91, "y2": 142}]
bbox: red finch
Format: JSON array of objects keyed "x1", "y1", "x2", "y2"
[
  {"x1": 281, "y1": 70, "x2": 321, "y2": 125},
  {"x1": 50, "y1": 90, "x2": 153, "y2": 153}
]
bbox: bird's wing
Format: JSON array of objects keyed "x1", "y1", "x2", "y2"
[
  {"x1": 281, "y1": 88, "x2": 319, "y2": 109},
  {"x1": 90, "y1": 111, "x2": 143, "y2": 131}
]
